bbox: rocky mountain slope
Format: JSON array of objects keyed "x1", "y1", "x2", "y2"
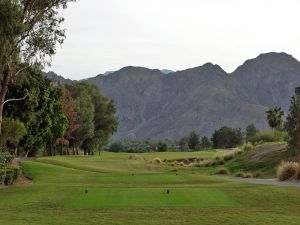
[{"x1": 48, "y1": 52, "x2": 300, "y2": 140}]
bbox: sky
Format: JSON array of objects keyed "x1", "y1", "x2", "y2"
[{"x1": 47, "y1": 0, "x2": 300, "y2": 80}]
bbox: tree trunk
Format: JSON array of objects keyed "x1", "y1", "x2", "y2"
[
  {"x1": 14, "y1": 146, "x2": 18, "y2": 157},
  {"x1": 72, "y1": 146, "x2": 75, "y2": 155},
  {"x1": 49, "y1": 142, "x2": 52, "y2": 156},
  {"x1": 0, "y1": 68, "x2": 11, "y2": 135}
]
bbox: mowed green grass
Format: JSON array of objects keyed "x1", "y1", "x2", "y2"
[
  {"x1": 65, "y1": 188, "x2": 241, "y2": 209},
  {"x1": 0, "y1": 151, "x2": 300, "y2": 225}
]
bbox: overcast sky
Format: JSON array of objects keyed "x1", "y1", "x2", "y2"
[{"x1": 47, "y1": 0, "x2": 300, "y2": 80}]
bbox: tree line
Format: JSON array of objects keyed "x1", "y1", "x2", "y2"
[
  {"x1": 108, "y1": 85, "x2": 300, "y2": 154},
  {"x1": 0, "y1": 1, "x2": 119, "y2": 157},
  {"x1": 0, "y1": 68, "x2": 118, "y2": 157}
]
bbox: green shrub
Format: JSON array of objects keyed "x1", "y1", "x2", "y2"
[
  {"x1": 248, "y1": 131, "x2": 288, "y2": 144},
  {"x1": 0, "y1": 167, "x2": 21, "y2": 186},
  {"x1": 277, "y1": 161, "x2": 299, "y2": 181},
  {"x1": 4, "y1": 170, "x2": 15, "y2": 185},
  {"x1": 242, "y1": 143, "x2": 254, "y2": 152},
  {"x1": 197, "y1": 160, "x2": 212, "y2": 167},
  {"x1": 215, "y1": 168, "x2": 229, "y2": 175},
  {"x1": 157, "y1": 142, "x2": 168, "y2": 152}
]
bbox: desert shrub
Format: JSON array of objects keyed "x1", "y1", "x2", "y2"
[
  {"x1": 235, "y1": 149, "x2": 244, "y2": 155},
  {"x1": 242, "y1": 143, "x2": 254, "y2": 152},
  {"x1": 253, "y1": 172, "x2": 261, "y2": 178},
  {"x1": 215, "y1": 168, "x2": 229, "y2": 175},
  {"x1": 277, "y1": 161, "x2": 299, "y2": 181},
  {"x1": 214, "y1": 156, "x2": 221, "y2": 161},
  {"x1": 248, "y1": 131, "x2": 288, "y2": 144},
  {"x1": 151, "y1": 158, "x2": 162, "y2": 165},
  {"x1": 128, "y1": 154, "x2": 144, "y2": 160},
  {"x1": 179, "y1": 162, "x2": 185, "y2": 167},
  {"x1": 243, "y1": 173, "x2": 253, "y2": 178},
  {"x1": 223, "y1": 153, "x2": 235, "y2": 161},
  {"x1": 235, "y1": 172, "x2": 246, "y2": 178},
  {"x1": 216, "y1": 159, "x2": 225, "y2": 165},
  {"x1": 234, "y1": 171, "x2": 253, "y2": 178},
  {"x1": 198, "y1": 160, "x2": 212, "y2": 167}
]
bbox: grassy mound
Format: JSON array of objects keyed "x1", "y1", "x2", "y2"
[{"x1": 225, "y1": 143, "x2": 295, "y2": 178}]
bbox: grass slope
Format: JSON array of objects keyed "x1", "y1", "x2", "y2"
[
  {"x1": 0, "y1": 150, "x2": 300, "y2": 225},
  {"x1": 225, "y1": 143, "x2": 296, "y2": 177}
]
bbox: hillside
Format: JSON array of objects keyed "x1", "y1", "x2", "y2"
[
  {"x1": 226, "y1": 143, "x2": 291, "y2": 178},
  {"x1": 48, "y1": 52, "x2": 300, "y2": 140}
]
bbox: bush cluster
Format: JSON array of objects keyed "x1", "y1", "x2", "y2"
[
  {"x1": 242, "y1": 143, "x2": 254, "y2": 152},
  {"x1": 215, "y1": 168, "x2": 230, "y2": 175},
  {"x1": 0, "y1": 167, "x2": 21, "y2": 186},
  {"x1": 248, "y1": 131, "x2": 288, "y2": 145},
  {"x1": 235, "y1": 172, "x2": 253, "y2": 178},
  {"x1": 277, "y1": 161, "x2": 300, "y2": 181}
]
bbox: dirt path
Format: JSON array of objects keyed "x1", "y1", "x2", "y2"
[{"x1": 227, "y1": 176, "x2": 300, "y2": 188}]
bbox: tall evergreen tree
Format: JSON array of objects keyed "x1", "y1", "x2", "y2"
[
  {"x1": 0, "y1": 0, "x2": 75, "y2": 135},
  {"x1": 4, "y1": 68, "x2": 67, "y2": 157},
  {"x1": 188, "y1": 131, "x2": 200, "y2": 150},
  {"x1": 200, "y1": 136, "x2": 212, "y2": 150},
  {"x1": 66, "y1": 82, "x2": 118, "y2": 155},
  {"x1": 246, "y1": 124, "x2": 259, "y2": 140},
  {"x1": 211, "y1": 126, "x2": 243, "y2": 149},
  {"x1": 286, "y1": 87, "x2": 300, "y2": 153}
]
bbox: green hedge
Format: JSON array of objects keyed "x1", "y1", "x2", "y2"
[{"x1": 0, "y1": 167, "x2": 21, "y2": 186}]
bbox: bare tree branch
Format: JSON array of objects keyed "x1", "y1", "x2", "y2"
[{"x1": 1, "y1": 95, "x2": 27, "y2": 106}]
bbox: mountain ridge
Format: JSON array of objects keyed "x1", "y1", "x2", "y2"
[{"x1": 45, "y1": 52, "x2": 300, "y2": 140}]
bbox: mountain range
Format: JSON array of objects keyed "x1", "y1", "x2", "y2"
[{"x1": 45, "y1": 52, "x2": 300, "y2": 140}]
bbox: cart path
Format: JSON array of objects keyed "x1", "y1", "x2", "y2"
[{"x1": 227, "y1": 176, "x2": 300, "y2": 188}]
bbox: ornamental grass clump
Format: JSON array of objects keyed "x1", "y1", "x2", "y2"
[{"x1": 277, "y1": 161, "x2": 299, "y2": 181}]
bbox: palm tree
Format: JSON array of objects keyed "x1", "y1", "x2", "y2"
[{"x1": 266, "y1": 107, "x2": 284, "y2": 133}]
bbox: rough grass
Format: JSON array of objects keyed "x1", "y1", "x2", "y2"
[
  {"x1": 0, "y1": 151, "x2": 300, "y2": 225},
  {"x1": 225, "y1": 143, "x2": 295, "y2": 178}
]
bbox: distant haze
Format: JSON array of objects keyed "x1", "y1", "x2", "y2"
[{"x1": 47, "y1": 0, "x2": 300, "y2": 80}]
